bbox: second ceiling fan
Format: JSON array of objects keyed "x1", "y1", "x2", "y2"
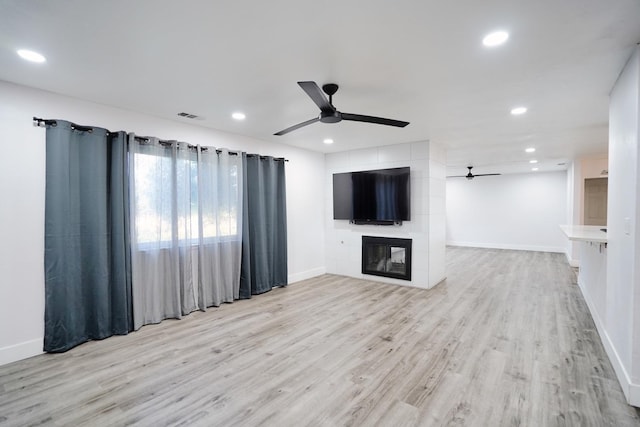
[
  {"x1": 274, "y1": 81, "x2": 409, "y2": 136},
  {"x1": 448, "y1": 166, "x2": 501, "y2": 180}
]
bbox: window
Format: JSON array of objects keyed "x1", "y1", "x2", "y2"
[{"x1": 130, "y1": 147, "x2": 240, "y2": 247}]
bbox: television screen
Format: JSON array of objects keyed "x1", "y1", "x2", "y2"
[
  {"x1": 332, "y1": 172, "x2": 353, "y2": 220},
  {"x1": 333, "y1": 167, "x2": 410, "y2": 223}
]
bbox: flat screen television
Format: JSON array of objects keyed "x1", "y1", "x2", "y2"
[{"x1": 333, "y1": 167, "x2": 410, "y2": 224}]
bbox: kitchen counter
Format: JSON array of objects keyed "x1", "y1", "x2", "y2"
[{"x1": 560, "y1": 225, "x2": 608, "y2": 243}]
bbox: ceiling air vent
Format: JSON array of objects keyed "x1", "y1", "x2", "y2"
[{"x1": 177, "y1": 112, "x2": 201, "y2": 119}]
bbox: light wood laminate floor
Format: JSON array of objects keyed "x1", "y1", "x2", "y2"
[{"x1": 1, "y1": 247, "x2": 639, "y2": 426}]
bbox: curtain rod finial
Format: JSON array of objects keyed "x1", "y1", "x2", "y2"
[{"x1": 33, "y1": 117, "x2": 57, "y2": 127}]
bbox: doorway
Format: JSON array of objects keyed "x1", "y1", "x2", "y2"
[{"x1": 584, "y1": 177, "x2": 608, "y2": 226}]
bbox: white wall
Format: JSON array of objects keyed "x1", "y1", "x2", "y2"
[
  {"x1": 428, "y1": 142, "x2": 447, "y2": 286},
  {"x1": 577, "y1": 242, "x2": 608, "y2": 325},
  {"x1": 446, "y1": 171, "x2": 567, "y2": 253},
  {"x1": 599, "y1": 46, "x2": 640, "y2": 405},
  {"x1": 565, "y1": 161, "x2": 579, "y2": 265},
  {"x1": 0, "y1": 80, "x2": 326, "y2": 365},
  {"x1": 324, "y1": 141, "x2": 446, "y2": 289}
]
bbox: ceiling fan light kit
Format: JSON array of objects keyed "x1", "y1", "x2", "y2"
[{"x1": 274, "y1": 81, "x2": 409, "y2": 136}]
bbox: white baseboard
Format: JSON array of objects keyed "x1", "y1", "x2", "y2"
[
  {"x1": 447, "y1": 241, "x2": 565, "y2": 253},
  {"x1": 288, "y1": 266, "x2": 326, "y2": 284},
  {"x1": 564, "y1": 250, "x2": 579, "y2": 267},
  {"x1": 629, "y1": 383, "x2": 640, "y2": 408},
  {"x1": 578, "y1": 281, "x2": 640, "y2": 407},
  {"x1": 0, "y1": 338, "x2": 43, "y2": 366},
  {"x1": 429, "y1": 275, "x2": 447, "y2": 289}
]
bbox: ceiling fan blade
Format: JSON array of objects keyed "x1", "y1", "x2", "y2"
[
  {"x1": 473, "y1": 173, "x2": 502, "y2": 177},
  {"x1": 274, "y1": 117, "x2": 320, "y2": 136},
  {"x1": 298, "y1": 81, "x2": 334, "y2": 112},
  {"x1": 446, "y1": 175, "x2": 469, "y2": 178},
  {"x1": 342, "y1": 113, "x2": 409, "y2": 128}
]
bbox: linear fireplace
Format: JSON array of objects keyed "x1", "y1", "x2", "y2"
[{"x1": 362, "y1": 236, "x2": 412, "y2": 281}]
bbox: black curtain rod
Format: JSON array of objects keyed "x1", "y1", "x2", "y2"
[
  {"x1": 134, "y1": 136, "x2": 240, "y2": 155},
  {"x1": 34, "y1": 117, "x2": 99, "y2": 134},
  {"x1": 33, "y1": 117, "x2": 288, "y2": 161},
  {"x1": 246, "y1": 154, "x2": 288, "y2": 162},
  {"x1": 33, "y1": 117, "x2": 58, "y2": 127}
]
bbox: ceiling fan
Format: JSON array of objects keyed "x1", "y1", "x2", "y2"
[
  {"x1": 274, "y1": 81, "x2": 409, "y2": 136},
  {"x1": 447, "y1": 166, "x2": 501, "y2": 180}
]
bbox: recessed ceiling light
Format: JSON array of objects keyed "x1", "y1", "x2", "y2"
[
  {"x1": 511, "y1": 107, "x2": 527, "y2": 115},
  {"x1": 529, "y1": 159, "x2": 538, "y2": 164},
  {"x1": 532, "y1": 167, "x2": 539, "y2": 171},
  {"x1": 482, "y1": 31, "x2": 509, "y2": 47},
  {"x1": 323, "y1": 138, "x2": 334, "y2": 145},
  {"x1": 525, "y1": 147, "x2": 536, "y2": 153},
  {"x1": 231, "y1": 112, "x2": 246, "y2": 120},
  {"x1": 17, "y1": 49, "x2": 46, "y2": 63}
]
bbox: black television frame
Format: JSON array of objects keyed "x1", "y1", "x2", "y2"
[{"x1": 332, "y1": 166, "x2": 410, "y2": 226}]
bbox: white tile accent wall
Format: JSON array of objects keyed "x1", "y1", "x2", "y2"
[
  {"x1": 325, "y1": 141, "x2": 446, "y2": 289},
  {"x1": 428, "y1": 142, "x2": 447, "y2": 286}
]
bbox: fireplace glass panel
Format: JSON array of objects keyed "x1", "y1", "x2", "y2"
[
  {"x1": 389, "y1": 247, "x2": 406, "y2": 275},
  {"x1": 365, "y1": 244, "x2": 387, "y2": 273},
  {"x1": 361, "y1": 236, "x2": 412, "y2": 281}
]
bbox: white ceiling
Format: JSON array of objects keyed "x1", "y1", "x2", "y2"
[{"x1": 1, "y1": 0, "x2": 639, "y2": 176}]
